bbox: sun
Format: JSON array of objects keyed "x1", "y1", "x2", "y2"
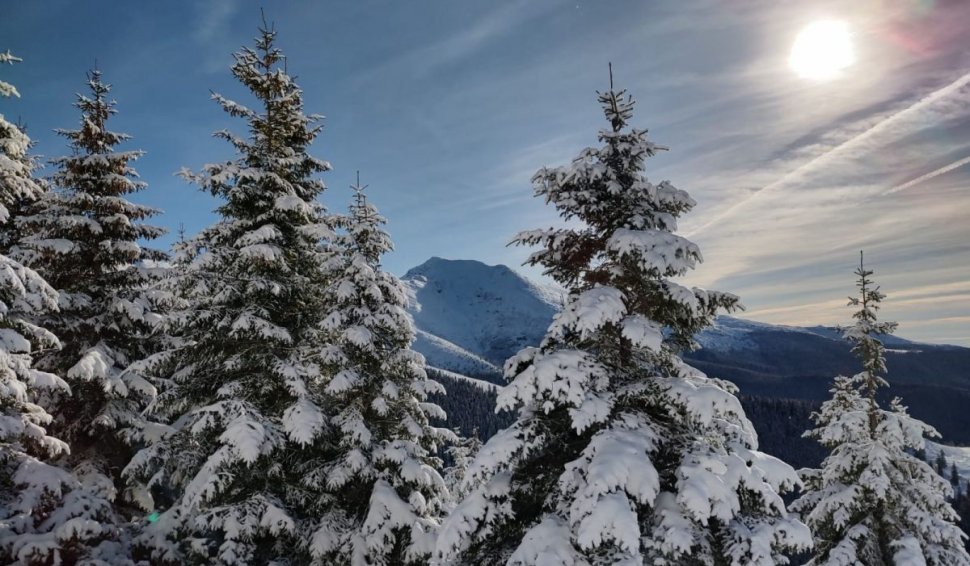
[{"x1": 789, "y1": 20, "x2": 855, "y2": 80}]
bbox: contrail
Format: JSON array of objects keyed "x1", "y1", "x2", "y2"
[
  {"x1": 684, "y1": 71, "x2": 970, "y2": 238},
  {"x1": 884, "y1": 154, "x2": 970, "y2": 195}
]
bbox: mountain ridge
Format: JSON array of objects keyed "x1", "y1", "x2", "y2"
[{"x1": 402, "y1": 257, "x2": 970, "y2": 443}]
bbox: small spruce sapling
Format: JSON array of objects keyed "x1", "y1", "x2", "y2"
[
  {"x1": 792, "y1": 252, "x2": 970, "y2": 566},
  {"x1": 308, "y1": 174, "x2": 452, "y2": 565}
]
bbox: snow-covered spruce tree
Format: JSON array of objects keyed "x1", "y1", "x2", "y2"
[
  {"x1": 0, "y1": 50, "x2": 132, "y2": 566},
  {"x1": 309, "y1": 177, "x2": 452, "y2": 564},
  {"x1": 443, "y1": 428, "x2": 482, "y2": 505},
  {"x1": 436, "y1": 76, "x2": 811, "y2": 565},
  {"x1": 14, "y1": 69, "x2": 169, "y2": 507},
  {"x1": 0, "y1": 55, "x2": 44, "y2": 257},
  {"x1": 123, "y1": 25, "x2": 336, "y2": 564},
  {"x1": 0, "y1": 118, "x2": 40, "y2": 258},
  {"x1": 791, "y1": 254, "x2": 970, "y2": 566}
]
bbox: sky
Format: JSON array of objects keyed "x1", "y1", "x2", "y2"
[{"x1": 2, "y1": 0, "x2": 969, "y2": 345}]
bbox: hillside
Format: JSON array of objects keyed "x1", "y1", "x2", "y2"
[
  {"x1": 403, "y1": 257, "x2": 970, "y2": 443},
  {"x1": 402, "y1": 256, "x2": 560, "y2": 377}
]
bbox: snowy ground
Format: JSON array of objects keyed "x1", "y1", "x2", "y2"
[
  {"x1": 926, "y1": 441, "x2": 970, "y2": 483},
  {"x1": 402, "y1": 257, "x2": 560, "y2": 366},
  {"x1": 429, "y1": 367, "x2": 502, "y2": 393},
  {"x1": 414, "y1": 329, "x2": 501, "y2": 377}
]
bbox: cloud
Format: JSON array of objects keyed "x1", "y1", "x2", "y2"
[
  {"x1": 351, "y1": 0, "x2": 555, "y2": 87},
  {"x1": 685, "y1": 71, "x2": 970, "y2": 239},
  {"x1": 194, "y1": 0, "x2": 240, "y2": 44},
  {"x1": 398, "y1": 0, "x2": 970, "y2": 346},
  {"x1": 193, "y1": 0, "x2": 243, "y2": 73},
  {"x1": 674, "y1": 74, "x2": 970, "y2": 343},
  {"x1": 886, "y1": 153, "x2": 970, "y2": 194}
]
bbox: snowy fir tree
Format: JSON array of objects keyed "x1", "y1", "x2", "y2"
[
  {"x1": 791, "y1": 254, "x2": 970, "y2": 566},
  {"x1": 0, "y1": 118, "x2": 40, "y2": 258},
  {"x1": 435, "y1": 72, "x2": 811, "y2": 565},
  {"x1": 0, "y1": 53, "x2": 43, "y2": 257},
  {"x1": 122, "y1": 25, "x2": 338, "y2": 564},
  {"x1": 14, "y1": 69, "x2": 170, "y2": 511},
  {"x1": 443, "y1": 428, "x2": 482, "y2": 504},
  {"x1": 308, "y1": 175, "x2": 452, "y2": 565},
  {"x1": 1, "y1": 51, "x2": 133, "y2": 566}
]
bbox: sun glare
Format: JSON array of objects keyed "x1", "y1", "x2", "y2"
[{"x1": 789, "y1": 20, "x2": 855, "y2": 80}]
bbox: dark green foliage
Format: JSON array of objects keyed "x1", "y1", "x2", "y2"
[
  {"x1": 123, "y1": 24, "x2": 334, "y2": 564},
  {"x1": 739, "y1": 395, "x2": 826, "y2": 470},
  {"x1": 426, "y1": 369, "x2": 513, "y2": 440},
  {"x1": 15, "y1": 70, "x2": 168, "y2": 492}
]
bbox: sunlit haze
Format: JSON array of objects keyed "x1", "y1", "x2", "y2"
[
  {"x1": 3, "y1": 0, "x2": 970, "y2": 345},
  {"x1": 789, "y1": 20, "x2": 855, "y2": 79}
]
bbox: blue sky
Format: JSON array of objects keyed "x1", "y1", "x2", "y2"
[{"x1": 3, "y1": 0, "x2": 969, "y2": 344}]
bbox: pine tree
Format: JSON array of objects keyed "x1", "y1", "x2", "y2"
[
  {"x1": 436, "y1": 72, "x2": 811, "y2": 565},
  {"x1": 952, "y1": 463, "x2": 961, "y2": 489},
  {"x1": 308, "y1": 175, "x2": 452, "y2": 564},
  {"x1": 791, "y1": 253, "x2": 970, "y2": 566},
  {"x1": 936, "y1": 452, "x2": 948, "y2": 475},
  {"x1": 14, "y1": 69, "x2": 169, "y2": 509},
  {"x1": 123, "y1": 24, "x2": 336, "y2": 564},
  {"x1": 0, "y1": 50, "x2": 132, "y2": 566}
]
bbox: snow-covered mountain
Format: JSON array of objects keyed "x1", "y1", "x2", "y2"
[
  {"x1": 402, "y1": 256, "x2": 954, "y2": 368},
  {"x1": 402, "y1": 257, "x2": 970, "y2": 442},
  {"x1": 402, "y1": 257, "x2": 561, "y2": 377}
]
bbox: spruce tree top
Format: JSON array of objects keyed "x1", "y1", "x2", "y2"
[
  {"x1": 184, "y1": 24, "x2": 331, "y2": 218},
  {"x1": 514, "y1": 68, "x2": 738, "y2": 352},
  {"x1": 173, "y1": 22, "x2": 334, "y2": 309},
  {"x1": 344, "y1": 173, "x2": 393, "y2": 265},
  {"x1": 21, "y1": 69, "x2": 165, "y2": 287},
  {"x1": 843, "y1": 252, "x2": 897, "y2": 399},
  {"x1": 56, "y1": 69, "x2": 140, "y2": 156}
]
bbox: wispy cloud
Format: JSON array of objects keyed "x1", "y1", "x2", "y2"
[
  {"x1": 886, "y1": 153, "x2": 970, "y2": 194},
  {"x1": 9, "y1": 0, "x2": 967, "y2": 343},
  {"x1": 193, "y1": 0, "x2": 242, "y2": 73},
  {"x1": 685, "y1": 71, "x2": 970, "y2": 239},
  {"x1": 658, "y1": 2, "x2": 970, "y2": 345},
  {"x1": 351, "y1": 0, "x2": 555, "y2": 86},
  {"x1": 194, "y1": 0, "x2": 240, "y2": 43}
]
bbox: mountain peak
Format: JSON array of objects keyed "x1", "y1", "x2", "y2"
[
  {"x1": 402, "y1": 257, "x2": 560, "y2": 368},
  {"x1": 404, "y1": 256, "x2": 517, "y2": 281}
]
